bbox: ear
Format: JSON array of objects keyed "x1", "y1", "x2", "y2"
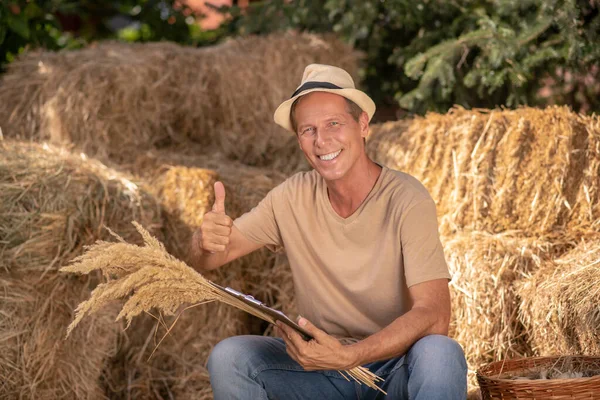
[{"x1": 359, "y1": 111, "x2": 369, "y2": 138}]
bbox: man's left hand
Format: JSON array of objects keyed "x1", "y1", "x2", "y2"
[{"x1": 275, "y1": 317, "x2": 357, "y2": 371}]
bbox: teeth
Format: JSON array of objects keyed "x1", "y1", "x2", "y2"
[{"x1": 319, "y1": 150, "x2": 342, "y2": 161}]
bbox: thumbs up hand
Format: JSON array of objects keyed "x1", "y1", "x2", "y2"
[{"x1": 195, "y1": 181, "x2": 233, "y2": 254}]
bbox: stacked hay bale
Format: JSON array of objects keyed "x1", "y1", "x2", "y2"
[
  {"x1": 443, "y1": 232, "x2": 560, "y2": 383},
  {"x1": 368, "y1": 106, "x2": 600, "y2": 237},
  {"x1": 0, "y1": 32, "x2": 359, "y2": 173},
  {"x1": 0, "y1": 140, "x2": 162, "y2": 399},
  {"x1": 519, "y1": 239, "x2": 600, "y2": 356},
  {"x1": 367, "y1": 106, "x2": 600, "y2": 387}
]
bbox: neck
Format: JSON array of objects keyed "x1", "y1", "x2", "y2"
[{"x1": 325, "y1": 156, "x2": 382, "y2": 218}]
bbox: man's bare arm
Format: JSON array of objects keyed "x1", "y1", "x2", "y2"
[
  {"x1": 188, "y1": 181, "x2": 264, "y2": 272},
  {"x1": 345, "y1": 278, "x2": 451, "y2": 366}
]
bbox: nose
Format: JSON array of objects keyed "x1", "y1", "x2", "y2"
[{"x1": 314, "y1": 128, "x2": 329, "y2": 147}]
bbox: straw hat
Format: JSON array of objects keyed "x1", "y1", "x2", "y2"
[{"x1": 274, "y1": 64, "x2": 376, "y2": 133}]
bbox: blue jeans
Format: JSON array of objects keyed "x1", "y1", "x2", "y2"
[{"x1": 208, "y1": 334, "x2": 467, "y2": 399}]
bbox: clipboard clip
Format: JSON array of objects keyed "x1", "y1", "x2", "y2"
[{"x1": 225, "y1": 287, "x2": 263, "y2": 306}]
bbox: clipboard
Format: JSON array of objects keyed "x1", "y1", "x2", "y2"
[{"x1": 209, "y1": 282, "x2": 314, "y2": 341}]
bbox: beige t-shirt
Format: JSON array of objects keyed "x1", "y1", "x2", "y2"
[{"x1": 234, "y1": 166, "x2": 450, "y2": 340}]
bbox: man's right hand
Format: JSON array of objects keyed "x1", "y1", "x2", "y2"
[
  {"x1": 195, "y1": 181, "x2": 233, "y2": 254},
  {"x1": 189, "y1": 181, "x2": 264, "y2": 272}
]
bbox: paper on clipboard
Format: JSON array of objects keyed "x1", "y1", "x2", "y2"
[{"x1": 209, "y1": 282, "x2": 313, "y2": 341}]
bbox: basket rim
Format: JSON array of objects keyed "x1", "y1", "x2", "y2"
[{"x1": 477, "y1": 355, "x2": 600, "y2": 384}]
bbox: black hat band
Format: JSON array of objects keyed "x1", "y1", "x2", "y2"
[{"x1": 290, "y1": 81, "x2": 343, "y2": 98}]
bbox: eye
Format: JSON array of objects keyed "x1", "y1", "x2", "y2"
[
  {"x1": 329, "y1": 121, "x2": 340, "y2": 127},
  {"x1": 301, "y1": 127, "x2": 315, "y2": 135}
]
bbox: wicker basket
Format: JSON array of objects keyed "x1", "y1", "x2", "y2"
[{"x1": 477, "y1": 356, "x2": 600, "y2": 399}]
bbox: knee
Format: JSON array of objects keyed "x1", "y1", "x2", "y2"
[
  {"x1": 404, "y1": 336, "x2": 467, "y2": 398},
  {"x1": 208, "y1": 336, "x2": 251, "y2": 377},
  {"x1": 409, "y1": 335, "x2": 467, "y2": 374}
]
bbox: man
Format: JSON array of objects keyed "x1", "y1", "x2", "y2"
[{"x1": 189, "y1": 64, "x2": 467, "y2": 399}]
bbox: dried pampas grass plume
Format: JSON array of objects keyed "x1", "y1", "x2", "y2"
[{"x1": 61, "y1": 222, "x2": 385, "y2": 393}]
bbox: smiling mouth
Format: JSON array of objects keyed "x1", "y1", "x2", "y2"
[{"x1": 318, "y1": 150, "x2": 342, "y2": 161}]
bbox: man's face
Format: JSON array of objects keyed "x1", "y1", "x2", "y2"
[{"x1": 294, "y1": 92, "x2": 368, "y2": 182}]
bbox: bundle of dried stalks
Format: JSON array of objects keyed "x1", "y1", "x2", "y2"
[
  {"x1": 0, "y1": 32, "x2": 358, "y2": 172},
  {"x1": 443, "y1": 231, "x2": 570, "y2": 388},
  {"x1": 62, "y1": 223, "x2": 385, "y2": 394},
  {"x1": 367, "y1": 107, "x2": 600, "y2": 236},
  {"x1": 519, "y1": 239, "x2": 600, "y2": 356},
  {"x1": 0, "y1": 140, "x2": 162, "y2": 398}
]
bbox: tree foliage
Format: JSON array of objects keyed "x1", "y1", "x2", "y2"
[
  {"x1": 1, "y1": 0, "x2": 598, "y2": 113},
  {"x1": 0, "y1": 2, "x2": 74, "y2": 65},
  {"x1": 0, "y1": 0, "x2": 222, "y2": 71},
  {"x1": 222, "y1": 0, "x2": 600, "y2": 114}
]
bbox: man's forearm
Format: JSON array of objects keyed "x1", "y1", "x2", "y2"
[{"x1": 346, "y1": 305, "x2": 449, "y2": 367}]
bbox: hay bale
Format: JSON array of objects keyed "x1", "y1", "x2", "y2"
[
  {"x1": 0, "y1": 140, "x2": 162, "y2": 399},
  {"x1": 444, "y1": 231, "x2": 566, "y2": 388},
  {"x1": 368, "y1": 107, "x2": 600, "y2": 236},
  {"x1": 135, "y1": 149, "x2": 289, "y2": 258},
  {"x1": 519, "y1": 239, "x2": 600, "y2": 356},
  {"x1": 0, "y1": 32, "x2": 359, "y2": 172},
  {"x1": 156, "y1": 166, "x2": 219, "y2": 227},
  {"x1": 99, "y1": 153, "x2": 294, "y2": 399},
  {"x1": 153, "y1": 165, "x2": 219, "y2": 263},
  {"x1": 0, "y1": 274, "x2": 118, "y2": 399}
]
